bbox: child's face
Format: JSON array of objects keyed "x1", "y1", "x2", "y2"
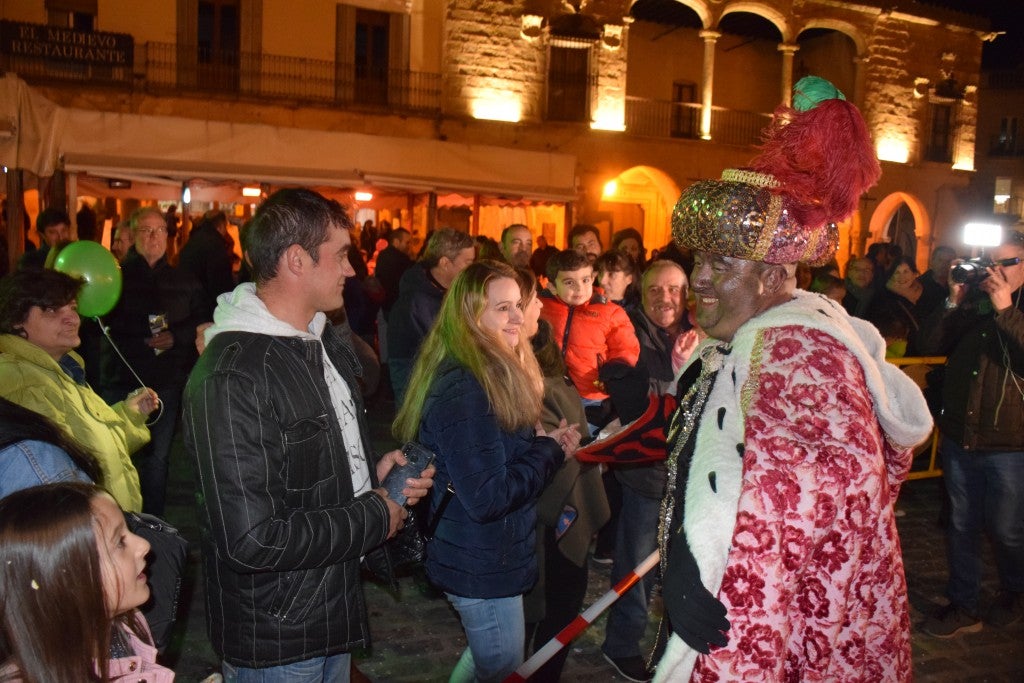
[
  {"x1": 554, "y1": 267, "x2": 594, "y2": 306},
  {"x1": 92, "y1": 494, "x2": 151, "y2": 616},
  {"x1": 598, "y1": 269, "x2": 632, "y2": 301}
]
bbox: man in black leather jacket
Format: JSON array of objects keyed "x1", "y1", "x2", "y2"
[{"x1": 183, "y1": 188, "x2": 433, "y2": 680}]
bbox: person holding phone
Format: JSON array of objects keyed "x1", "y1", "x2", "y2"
[
  {"x1": 393, "y1": 260, "x2": 581, "y2": 683},
  {"x1": 185, "y1": 189, "x2": 434, "y2": 682}
]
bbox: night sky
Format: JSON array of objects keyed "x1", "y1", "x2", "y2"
[{"x1": 916, "y1": 0, "x2": 1024, "y2": 69}]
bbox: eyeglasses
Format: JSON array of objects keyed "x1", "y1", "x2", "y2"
[{"x1": 137, "y1": 226, "x2": 167, "y2": 237}]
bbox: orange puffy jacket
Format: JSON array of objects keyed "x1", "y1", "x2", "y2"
[{"x1": 539, "y1": 291, "x2": 640, "y2": 400}]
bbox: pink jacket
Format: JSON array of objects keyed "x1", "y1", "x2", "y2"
[
  {"x1": 0, "y1": 617, "x2": 174, "y2": 682},
  {"x1": 108, "y1": 619, "x2": 176, "y2": 682}
]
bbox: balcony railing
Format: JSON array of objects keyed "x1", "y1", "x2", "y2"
[
  {"x1": 142, "y1": 43, "x2": 442, "y2": 114},
  {"x1": 1, "y1": 41, "x2": 442, "y2": 114},
  {"x1": 625, "y1": 97, "x2": 771, "y2": 146}
]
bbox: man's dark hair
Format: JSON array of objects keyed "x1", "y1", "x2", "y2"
[
  {"x1": 0, "y1": 269, "x2": 83, "y2": 335},
  {"x1": 388, "y1": 227, "x2": 410, "y2": 244},
  {"x1": 1004, "y1": 230, "x2": 1024, "y2": 250},
  {"x1": 568, "y1": 223, "x2": 600, "y2": 248},
  {"x1": 197, "y1": 209, "x2": 229, "y2": 234},
  {"x1": 420, "y1": 227, "x2": 475, "y2": 269},
  {"x1": 243, "y1": 188, "x2": 352, "y2": 285},
  {"x1": 612, "y1": 227, "x2": 643, "y2": 250},
  {"x1": 501, "y1": 224, "x2": 529, "y2": 246},
  {"x1": 546, "y1": 249, "x2": 591, "y2": 282},
  {"x1": 36, "y1": 207, "x2": 70, "y2": 233}
]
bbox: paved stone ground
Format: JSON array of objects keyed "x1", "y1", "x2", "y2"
[{"x1": 160, "y1": 405, "x2": 1023, "y2": 682}]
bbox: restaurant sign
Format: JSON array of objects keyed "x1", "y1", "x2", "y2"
[{"x1": 0, "y1": 20, "x2": 133, "y2": 67}]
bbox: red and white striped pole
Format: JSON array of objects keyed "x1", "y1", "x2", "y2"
[{"x1": 504, "y1": 549, "x2": 660, "y2": 683}]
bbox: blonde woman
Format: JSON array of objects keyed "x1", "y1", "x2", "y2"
[{"x1": 394, "y1": 260, "x2": 580, "y2": 683}]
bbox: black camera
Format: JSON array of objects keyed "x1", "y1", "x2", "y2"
[{"x1": 950, "y1": 256, "x2": 1021, "y2": 285}]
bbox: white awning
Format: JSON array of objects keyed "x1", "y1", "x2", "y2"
[{"x1": 3, "y1": 74, "x2": 578, "y2": 202}]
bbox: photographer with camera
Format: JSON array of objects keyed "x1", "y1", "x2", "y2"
[{"x1": 917, "y1": 227, "x2": 1024, "y2": 637}]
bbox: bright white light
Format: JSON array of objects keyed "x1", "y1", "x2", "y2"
[
  {"x1": 471, "y1": 95, "x2": 522, "y2": 123},
  {"x1": 242, "y1": 186, "x2": 261, "y2": 197},
  {"x1": 994, "y1": 194, "x2": 1010, "y2": 203},
  {"x1": 354, "y1": 191, "x2": 374, "y2": 202},
  {"x1": 876, "y1": 137, "x2": 909, "y2": 164},
  {"x1": 963, "y1": 222, "x2": 1002, "y2": 247},
  {"x1": 603, "y1": 180, "x2": 619, "y2": 197},
  {"x1": 182, "y1": 187, "x2": 191, "y2": 204}
]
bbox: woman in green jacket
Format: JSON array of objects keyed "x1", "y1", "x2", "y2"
[{"x1": 0, "y1": 269, "x2": 158, "y2": 511}]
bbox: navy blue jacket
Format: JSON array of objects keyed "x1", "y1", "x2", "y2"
[
  {"x1": 419, "y1": 362, "x2": 562, "y2": 598},
  {"x1": 387, "y1": 263, "x2": 445, "y2": 361}
]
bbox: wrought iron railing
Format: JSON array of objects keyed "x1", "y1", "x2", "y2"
[
  {"x1": 141, "y1": 42, "x2": 442, "y2": 113},
  {"x1": 624, "y1": 96, "x2": 770, "y2": 146},
  {"x1": 1, "y1": 41, "x2": 442, "y2": 114}
]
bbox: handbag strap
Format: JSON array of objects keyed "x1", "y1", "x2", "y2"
[{"x1": 424, "y1": 482, "x2": 456, "y2": 540}]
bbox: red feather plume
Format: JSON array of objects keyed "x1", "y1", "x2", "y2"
[{"x1": 749, "y1": 99, "x2": 881, "y2": 229}]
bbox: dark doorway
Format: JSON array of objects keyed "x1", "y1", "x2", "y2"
[
  {"x1": 197, "y1": 0, "x2": 240, "y2": 91},
  {"x1": 355, "y1": 9, "x2": 389, "y2": 106}
]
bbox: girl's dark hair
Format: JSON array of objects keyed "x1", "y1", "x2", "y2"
[
  {"x1": 0, "y1": 270, "x2": 83, "y2": 336},
  {"x1": 0, "y1": 397, "x2": 103, "y2": 486},
  {"x1": 0, "y1": 483, "x2": 147, "y2": 683},
  {"x1": 594, "y1": 250, "x2": 636, "y2": 276}
]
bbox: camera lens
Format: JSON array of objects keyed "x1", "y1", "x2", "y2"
[{"x1": 951, "y1": 262, "x2": 986, "y2": 284}]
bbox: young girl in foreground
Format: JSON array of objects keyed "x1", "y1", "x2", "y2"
[{"x1": 0, "y1": 482, "x2": 175, "y2": 683}]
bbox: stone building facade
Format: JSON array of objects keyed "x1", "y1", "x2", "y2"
[{"x1": 1, "y1": 0, "x2": 1000, "y2": 271}]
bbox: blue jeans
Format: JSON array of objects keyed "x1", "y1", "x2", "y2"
[
  {"x1": 446, "y1": 593, "x2": 524, "y2": 683},
  {"x1": 942, "y1": 437, "x2": 1024, "y2": 613},
  {"x1": 601, "y1": 485, "x2": 660, "y2": 659},
  {"x1": 222, "y1": 654, "x2": 350, "y2": 682}
]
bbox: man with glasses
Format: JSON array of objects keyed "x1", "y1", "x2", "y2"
[
  {"x1": 99, "y1": 207, "x2": 204, "y2": 515},
  {"x1": 919, "y1": 228, "x2": 1024, "y2": 636}
]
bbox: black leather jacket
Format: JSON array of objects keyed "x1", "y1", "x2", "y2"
[{"x1": 183, "y1": 324, "x2": 391, "y2": 667}]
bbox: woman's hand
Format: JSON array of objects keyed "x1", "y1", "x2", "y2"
[
  {"x1": 537, "y1": 418, "x2": 582, "y2": 458},
  {"x1": 125, "y1": 387, "x2": 160, "y2": 415}
]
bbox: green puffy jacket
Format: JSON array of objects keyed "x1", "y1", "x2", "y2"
[{"x1": 0, "y1": 334, "x2": 148, "y2": 511}]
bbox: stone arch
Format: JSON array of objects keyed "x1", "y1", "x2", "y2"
[
  {"x1": 717, "y1": 2, "x2": 789, "y2": 41},
  {"x1": 598, "y1": 165, "x2": 682, "y2": 250},
  {"x1": 868, "y1": 191, "x2": 933, "y2": 272},
  {"x1": 627, "y1": 0, "x2": 712, "y2": 29},
  {"x1": 796, "y1": 18, "x2": 866, "y2": 56}
]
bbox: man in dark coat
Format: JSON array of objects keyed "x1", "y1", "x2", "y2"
[
  {"x1": 99, "y1": 207, "x2": 205, "y2": 515},
  {"x1": 178, "y1": 210, "x2": 236, "y2": 320}
]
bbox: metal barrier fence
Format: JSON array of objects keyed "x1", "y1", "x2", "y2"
[{"x1": 889, "y1": 355, "x2": 946, "y2": 480}]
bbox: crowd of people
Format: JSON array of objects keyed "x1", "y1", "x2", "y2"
[{"x1": 1, "y1": 77, "x2": 1022, "y2": 683}]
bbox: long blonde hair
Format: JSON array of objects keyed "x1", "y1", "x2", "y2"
[{"x1": 393, "y1": 260, "x2": 543, "y2": 441}]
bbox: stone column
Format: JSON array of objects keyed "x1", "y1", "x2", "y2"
[
  {"x1": 853, "y1": 55, "x2": 867, "y2": 108},
  {"x1": 778, "y1": 43, "x2": 799, "y2": 106},
  {"x1": 699, "y1": 30, "x2": 720, "y2": 140}
]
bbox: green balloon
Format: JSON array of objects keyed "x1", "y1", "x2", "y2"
[{"x1": 53, "y1": 241, "x2": 123, "y2": 317}]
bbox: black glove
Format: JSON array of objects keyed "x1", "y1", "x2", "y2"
[
  {"x1": 599, "y1": 360, "x2": 650, "y2": 424},
  {"x1": 662, "y1": 529, "x2": 730, "y2": 654}
]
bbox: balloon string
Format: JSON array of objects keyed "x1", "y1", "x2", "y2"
[{"x1": 93, "y1": 316, "x2": 164, "y2": 426}]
